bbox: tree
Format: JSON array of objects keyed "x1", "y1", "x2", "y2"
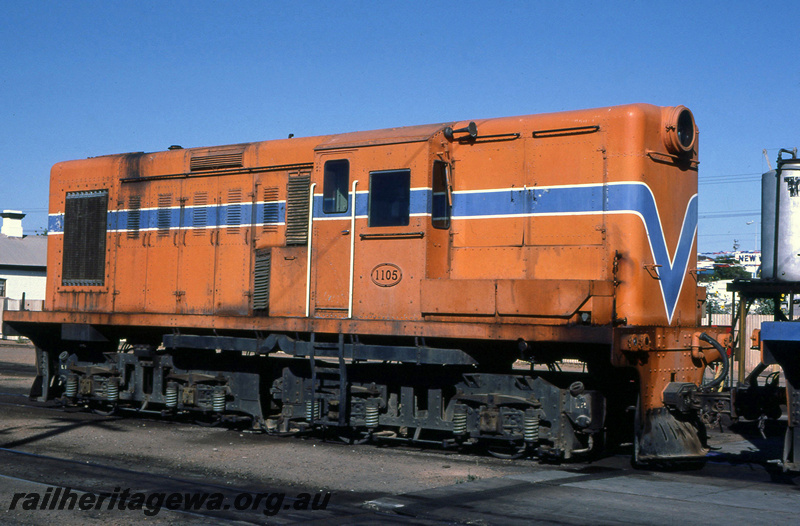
[
  {"x1": 754, "y1": 299, "x2": 777, "y2": 315},
  {"x1": 698, "y1": 255, "x2": 752, "y2": 282},
  {"x1": 705, "y1": 297, "x2": 727, "y2": 314},
  {"x1": 698, "y1": 264, "x2": 751, "y2": 282}
]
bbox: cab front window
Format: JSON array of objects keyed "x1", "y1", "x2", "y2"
[
  {"x1": 432, "y1": 161, "x2": 450, "y2": 229},
  {"x1": 323, "y1": 159, "x2": 349, "y2": 214},
  {"x1": 368, "y1": 170, "x2": 410, "y2": 227}
]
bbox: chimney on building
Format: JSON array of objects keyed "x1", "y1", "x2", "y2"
[{"x1": 1, "y1": 210, "x2": 25, "y2": 238}]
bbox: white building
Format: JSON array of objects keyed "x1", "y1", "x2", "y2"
[
  {"x1": 0, "y1": 210, "x2": 46, "y2": 338},
  {"x1": 734, "y1": 250, "x2": 761, "y2": 278}
]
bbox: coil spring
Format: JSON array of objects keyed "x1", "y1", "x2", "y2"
[
  {"x1": 212, "y1": 390, "x2": 226, "y2": 412},
  {"x1": 65, "y1": 376, "x2": 77, "y2": 398},
  {"x1": 524, "y1": 413, "x2": 539, "y2": 443},
  {"x1": 165, "y1": 384, "x2": 178, "y2": 408},
  {"x1": 365, "y1": 403, "x2": 379, "y2": 428},
  {"x1": 106, "y1": 378, "x2": 119, "y2": 402},
  {"x1": 453, "y1": 410, "x2": 468, "y2": 435},
  {"x1": 305, "y1": 400, "x2": 321, "y2": 422}
]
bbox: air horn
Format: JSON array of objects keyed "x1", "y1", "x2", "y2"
[{"x1": 443, "y1": 121, "x2": 478, "y2": 141}]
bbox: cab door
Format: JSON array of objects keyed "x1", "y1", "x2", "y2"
[
  {"x1": 312, "y1": 156, "x2": 354, "y2": 317},
  {"x1": 353, "y1": 158, "x2": 426, "y2": 321}
]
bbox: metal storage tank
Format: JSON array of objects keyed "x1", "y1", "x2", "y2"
[{"x1": 762, "y1": 151, "x2": 800, "y2": 280}]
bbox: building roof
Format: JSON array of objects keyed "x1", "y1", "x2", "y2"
[{"x1": 0, "y1": 234, "x2": 47, "y2": 268}]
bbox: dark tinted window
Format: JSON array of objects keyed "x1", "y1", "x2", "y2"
[
  {"x1": 368, "y1": 170, "x2": 410, "y2": 227},
  {"x1": 432, "y1": 161, "x2": 450, "y2": 229},
  {"x1": 323, "y1": 160, "x2": 349, "y2": 214}
]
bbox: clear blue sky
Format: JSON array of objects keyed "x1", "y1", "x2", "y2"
[{"x1": 2, "y1": 2, "x2": 797, "y2": 252}]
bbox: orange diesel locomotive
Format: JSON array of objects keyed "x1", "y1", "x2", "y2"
[{"x1": 4, "y1": 103, "x2": 730, "y2": 462}]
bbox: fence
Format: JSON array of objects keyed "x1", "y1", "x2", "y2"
[{"x1": 707, "y1": 313, "x2": 776, "y2": 377}]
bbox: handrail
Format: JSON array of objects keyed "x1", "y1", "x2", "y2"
[
  {"x1": 305, "y1": 183, "x2": 316, "y2": 317},
  {"x1": 360, "y1": 231, "x2": 424, "y2": 240},
  {"x1": 348, "y1": 180, "x2": 358, "y2": 318}
]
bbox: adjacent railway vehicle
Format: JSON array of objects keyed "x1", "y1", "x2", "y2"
[{"x1": 3, "y1": 104, "x2": 731, "y2": 462}]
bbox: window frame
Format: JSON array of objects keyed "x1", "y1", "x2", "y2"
[
  {"x1": 322, "y1": 159, "x2": 350, "y2": 214},
  {"x1": 431, "y1": 160, "x2": 451, "y2": 230},
  {"x1": 368, "y1": 169, "x2": 411, "y2": 228}
]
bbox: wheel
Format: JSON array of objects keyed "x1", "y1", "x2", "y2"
[
  {"x1": 324, "y1": 428, "x2": 371, "y2": 445},
  {"x1": 339, "y1": 429, "x2": 371, "y2": 445},
  {"x1": 194, "y1": 414, "x2": 222, "y2": 427},
  {"x1": 90, "y1": 402, "x2": 117, "y2": 416},
  {"x1": 485, "y1": 440, "x2": 528, "y2": 460}
]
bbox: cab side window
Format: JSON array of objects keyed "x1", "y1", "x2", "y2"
[
  {"x1": 368, "y1": 170, "x2": 410, "y2": 227},
  {"x1": 323, "y1": 160, "x2": 349, "y2": 214},
  {"x1": 431, "y1": 161, "x2": 450, "y2": 229}
]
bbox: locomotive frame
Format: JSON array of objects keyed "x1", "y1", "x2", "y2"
[{"x1": 4, "y1": 103, "x2": 730, "y2": 463}]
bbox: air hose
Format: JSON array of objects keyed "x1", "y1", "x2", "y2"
[{"x1": 699, "y1": 332, "x2": 729, "y2": 390}]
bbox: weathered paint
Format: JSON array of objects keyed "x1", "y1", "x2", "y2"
[{"x1": 8, "y1": 103, "x2": 728, "y2": 423}]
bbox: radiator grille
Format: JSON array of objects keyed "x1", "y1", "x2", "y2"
[
  {"x1": 192, "y1": 192, "x2": 208, "y2": 234},
  {"x1": 253, "y1": 249, "x2": 271, "y2": 311},
  {"x1": 157, "y1": 193, "x2": 172, "y2": 237},
  {"x1": 262, "y1": 186, "x2": 279, "y2": 233},
  {"x1": 190, "y1": 152, "x2": 244, "y2": 171},
  {"x1": 126, "y1": 196, "x2": 141, "y2": 239},
  {"x1": 62, "y1": 190, "x2": 108, "y2": 286},
  {"x1": 226, "y1": 188, "x2": 242, "y2": 234},
  {"x1": 285, "y1": 173, "x2": 311, "y2": 245}
]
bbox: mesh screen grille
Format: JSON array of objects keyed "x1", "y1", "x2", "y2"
[{"x1": 62, "y1": 190, "x2": 108, "y2": 286}]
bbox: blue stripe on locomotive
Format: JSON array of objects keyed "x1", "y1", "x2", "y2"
[
  {"x1": 449, "y1": 183, "x2": 697, "y2": 322},
  {"x1": 48, "y1": 182, "x2": 696, "y2": 322}
]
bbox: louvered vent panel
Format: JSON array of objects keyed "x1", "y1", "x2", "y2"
[
  {"x1": 226, "y1": 188, "x2": 242, "y2": 234},
  {"x1": 190, "y1": 152, "x2": 244, "y2": 171},
  {"x1": 193, "y1": 192, "x2": 208, "y2": 235},
  {"x1": 252, "y1": 250, "x2": 271, "y2": 311},
  {"x1": 285, "y1": 173, "x2": 311, "y2": 245},
  {"x1": 62, "y1": 190, "x2": 108, "y2": 286},
  {"x1": 157, "y1": 193, "x2": 172, "y2": 237},
  {"x1": 262, "y1": 186, "x2": 279, "y2": 233},
  {"x1": 126, "y1": 196, "x2": 141, "y2": 239}
]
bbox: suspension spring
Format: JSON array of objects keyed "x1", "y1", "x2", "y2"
[
  {"x1": 65, "y1": 375, "x2": 78, "y2": 398},
  {"x1": 453, "y1": 409, "x2": 468, "y2": 435},
  {"x1": 305, "y1": 399, "x2": 322, "y2": 422},
  {"x1": 212, "y1": 389, "x2": 226, "y2": 412},
  {"x1": 106, "y1": 378, "x2": 119, "y2": 403},
  {"x1": 165, "y1": 383, "x2": 178, "y2": 408},
  {"x1": 365, "y1": 402, "x2": 379, "y2": 428},
  {"x1": 524, "y1": 413, "x2": 539, "y2": 443}
]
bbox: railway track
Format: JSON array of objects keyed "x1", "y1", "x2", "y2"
[
  {"x1": 0, "y1": 389, "x2": 791, "y2": 477},
  {"x1": 0, "y1": 387, "x2": 797, "y2": 525},
  {"x1": 0, "y1": 446, "x2": 382, "y2": 524}
]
